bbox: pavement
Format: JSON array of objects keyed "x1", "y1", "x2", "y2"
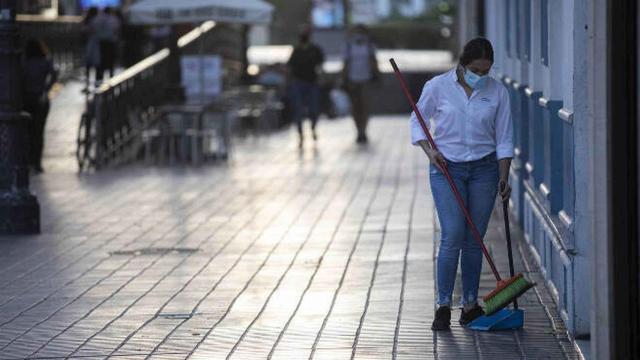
[{"x1": 0, "y1": 81, "x2": 581, "y2": 359}]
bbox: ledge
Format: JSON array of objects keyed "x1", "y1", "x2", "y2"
[
  {"x1": 524, "y1": 87, "x2": 541, "y2": 98},
  {"x1": 525, "y1": 162, "x2": 534, "y2": 175},
  {"x1": 539, "y1": 183, "x2": 551, "y2": 199},
  {"x1": 524, "y1": 87, "x2": 534, "y2": 97},
  {"x1": 523, "y1": 180, "x2": 575, "y2": 254},
  {"x1": 538, "y1": 96, "x2": 549, "y2": 108},
  {"x1": 558, "y1": 108, "x2": 574, "y2": 124},
  {"x1": 558, "y1": 210, "x2": 575, "y2": 232}
]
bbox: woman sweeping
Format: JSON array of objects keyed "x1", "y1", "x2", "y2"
[{"x1": 410, "y1": 38, "x2": 513, "y2": 330}]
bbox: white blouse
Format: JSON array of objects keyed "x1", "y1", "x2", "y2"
[{"x1": 410, "y1": 69, "x2": 514, "y2": 162}]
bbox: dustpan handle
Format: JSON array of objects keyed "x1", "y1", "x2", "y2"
[
  {"x1": 390, "y1": 58, "x2": 502, "y2": 282},
  {"x1": 501, "y1": 188, "x2": 518, "y2": 309}
]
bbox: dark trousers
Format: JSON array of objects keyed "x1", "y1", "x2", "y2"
[
  {"x1": 96, "y1": 40, "x2": 117, "y2": 81},
  {"x1": 347, "y1": 82, "x2": 369, "y2": 138},
  {"x1": 290, "y1": 80, "x2": 320, "y2": 135},
  {"x1": 23, "y1": 93, "x2": 50, "y2": 169}
]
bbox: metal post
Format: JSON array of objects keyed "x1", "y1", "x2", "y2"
[
  {"x1": 94, "y1": 94, "x2": 103, "y2": 169},
  {"x1": 241, "y1": 24, "x2": 249, "y2": 84},
  {"x1": 165, "y1": 27, "x2": 184, "y2": 102},
  {"x1": 0, "y1": 0, "x2": 40, "y2": 234},
  {"x1": 342, "y1": 0, "x2": 350, "y2": 27}
]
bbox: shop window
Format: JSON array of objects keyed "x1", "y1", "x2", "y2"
[
  {"x1": 524, "y1": 0, "x2": 531, "y2": 61},
  {"x1": 515, "y1": 0, "x2": 521, "y2": 59},
  {"x1": 541, "y1": 0, "x2": 549, "y2": 66},
  {"x1": 506, "y1": 0, "x2": 512, "y2": 57}
]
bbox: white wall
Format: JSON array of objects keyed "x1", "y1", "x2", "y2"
[
  {"x1": 482, "y1": 0, "x2": 593, "y2": 339},
  {"x1": 546, "y1": 0, "x2": 567, "y2": 101}
]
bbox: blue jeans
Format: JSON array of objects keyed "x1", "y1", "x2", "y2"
[
  {"x1": 290, "y1": 80, "x2": 320, "y2": 134},
  {"x1": 430, "y1": 152, "x2": 499, "y2": 307}
]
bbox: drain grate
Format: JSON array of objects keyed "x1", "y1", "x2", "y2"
[
  {"x1": 109, "y1": 247, "x2": 200, "y2": 256},
  {"x1": 158, "y1": 313, "x2": 193, "y2": 320}
]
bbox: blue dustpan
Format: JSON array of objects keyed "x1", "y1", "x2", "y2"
[
  {"x1": 464, "y1": 194, "x2": 527, "y2": 331},
  {"x1": 465, "y1": 308, "x2": 524, "y2": 331}
]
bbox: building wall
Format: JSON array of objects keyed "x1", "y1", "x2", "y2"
[
  {"x1": 456, "y1": 0, "x2": 480, "y2": 49},
  {"x1": 463, "y1": 0, "x2": 595, "y2": 338}
]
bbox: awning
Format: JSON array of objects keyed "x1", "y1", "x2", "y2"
[{"x1": 128, "y1": 0, "x2": 274, "y2": 25}]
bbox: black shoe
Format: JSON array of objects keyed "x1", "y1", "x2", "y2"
[
  {"x1": 431, "y1": 306, "x2": 451, "y2": 331},
  {"x1": 459, "y1": 304, "x2": 484, "y2": 326},
  {"x1": 356, "y1": 134, "x2": 368, "y2": 144}
]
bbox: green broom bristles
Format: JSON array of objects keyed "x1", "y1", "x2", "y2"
[{"x1": 483, "y1": 273, "x2": 536, "y2": 316}]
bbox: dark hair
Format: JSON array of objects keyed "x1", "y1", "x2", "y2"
[
  {"x1": 459, "y1": 37, "x2": 494, "y2": 66},
  {"x1": 104, "y1": 6, "x2": 112, "y2": 14},
  {"x1": 24, "y1": 38, "x2": 48, "y2": 58},
  {"x1": 298, "y1": 24, "x2": 312, "y2": 43},
  {"x1": 84, "y1": 7, "x2": 98, "y2": 24}
]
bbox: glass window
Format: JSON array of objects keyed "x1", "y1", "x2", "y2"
[
  {"x1": 541, "y1": 0, "x2": 549, "y2": 66},
  {"x1": 506, "y1": 0, "x2": 511, "y2": 57},
  {"x1": 515, "y1": 0, "x2": 521, "y2": 59},
  {"x1": 524, "y1": 0, "x2": 531, "y2": 61}
]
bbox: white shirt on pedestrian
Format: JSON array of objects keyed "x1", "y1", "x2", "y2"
[
  {"x1": 344, "y1": 38, "x2": 375, "y2": 83},
  {"x1": 410, "y1": 68, "x2": 514, "y2": 162},
  {"x1": 91, "y1": 13, "x2": 120, "y2": 42}
]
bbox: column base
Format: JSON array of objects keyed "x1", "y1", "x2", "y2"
[{"x1": 0, "y1": 191, "x2": 40, "y2": 234}]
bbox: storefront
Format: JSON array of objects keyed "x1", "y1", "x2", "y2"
[{"x1": 458, "y1": 0, "x2": 639, "y2": 358}]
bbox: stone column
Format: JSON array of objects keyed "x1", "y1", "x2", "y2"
[{"x1": 0, "y1": 0, "x2": 40, "y2": 234}]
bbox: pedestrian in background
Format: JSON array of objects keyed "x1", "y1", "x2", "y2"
[
  {"x1": 93, "y1": 6, "x2": 121, "y2": 84},
  {"x1": 82, "y1": 6, "x2": 99, "y2": 90},
  {"x1": 23, "y1": 38, "x2": 58, "y2": 173},
  {"x1": 114, "y1": 8, "x2": 127, "y2": 67},
  {"x1": 287, "y1": 27, "x2": 325, "y2": 147},
  {"x1": 410, "y1": 38, "x2": 513, "y2": 330},
  {"x1": 342, "y1": 24, "x2": 379, "y2": 144}
]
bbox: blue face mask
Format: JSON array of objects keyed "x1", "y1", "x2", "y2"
[{"x1": 463, "y1": 68, "x2": 488, "y2": 89}]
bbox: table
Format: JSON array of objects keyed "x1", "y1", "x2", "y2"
[{"x1": 154, "y1": 101, "x2": 230, "y2": 165}]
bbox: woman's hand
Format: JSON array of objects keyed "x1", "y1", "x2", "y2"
[
  {"x1": 499, "y1": 179, "x2": 511, "y2": 202},
  {"x1": 417, "y1": 140, "x2": 447, "y2": 172},
  {"x1": 498, "y1": 158, "x2": 512, "y2": 202},
  {"x1": 427, "y1": 148, "x2": 447, "y2": 172}
]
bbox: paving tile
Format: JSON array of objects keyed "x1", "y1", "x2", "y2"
[{"x1": 0, "y1": 87, "x2": 582, "y2": 360}]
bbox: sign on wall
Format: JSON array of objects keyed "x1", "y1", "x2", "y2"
[{"x1": 181, "y1": 55, "x2": 223, "y2": 101}]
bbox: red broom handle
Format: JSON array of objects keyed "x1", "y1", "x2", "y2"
[{"x1": 389, "y1": 58, "x2": 502, "y2": 281}]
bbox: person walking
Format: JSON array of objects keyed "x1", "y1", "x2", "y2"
[
  {"x1": 82, "y1": 6, "x2": 100, "y2": 90},
  {"x1": 287, "y1": 27, "x2": 325, "y2": 147},
  {"x1": 93, "y1": 6, "x2": 121, "y2": 84},
  {"x1": 410, "y1": 38, "x2": 513, "y2": 330},
  {"x1": 23, "y1": 38, "x2": 58, "y2": 173},
  {"x1": 342, "y1": 24, "x2": 379, "y2": 144}
]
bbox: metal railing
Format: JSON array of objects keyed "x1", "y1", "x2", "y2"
[{"x1": 77, "y1": 21, "x2": 217, "y2": 170}]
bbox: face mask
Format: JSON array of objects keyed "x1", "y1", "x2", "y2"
[{"x1": 463, "y1": 67, "x2": 488, "y2": 89}]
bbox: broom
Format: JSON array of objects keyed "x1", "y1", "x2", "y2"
[{"x1": 389, "y1": 58, "x2": 535, "y2": 315}]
